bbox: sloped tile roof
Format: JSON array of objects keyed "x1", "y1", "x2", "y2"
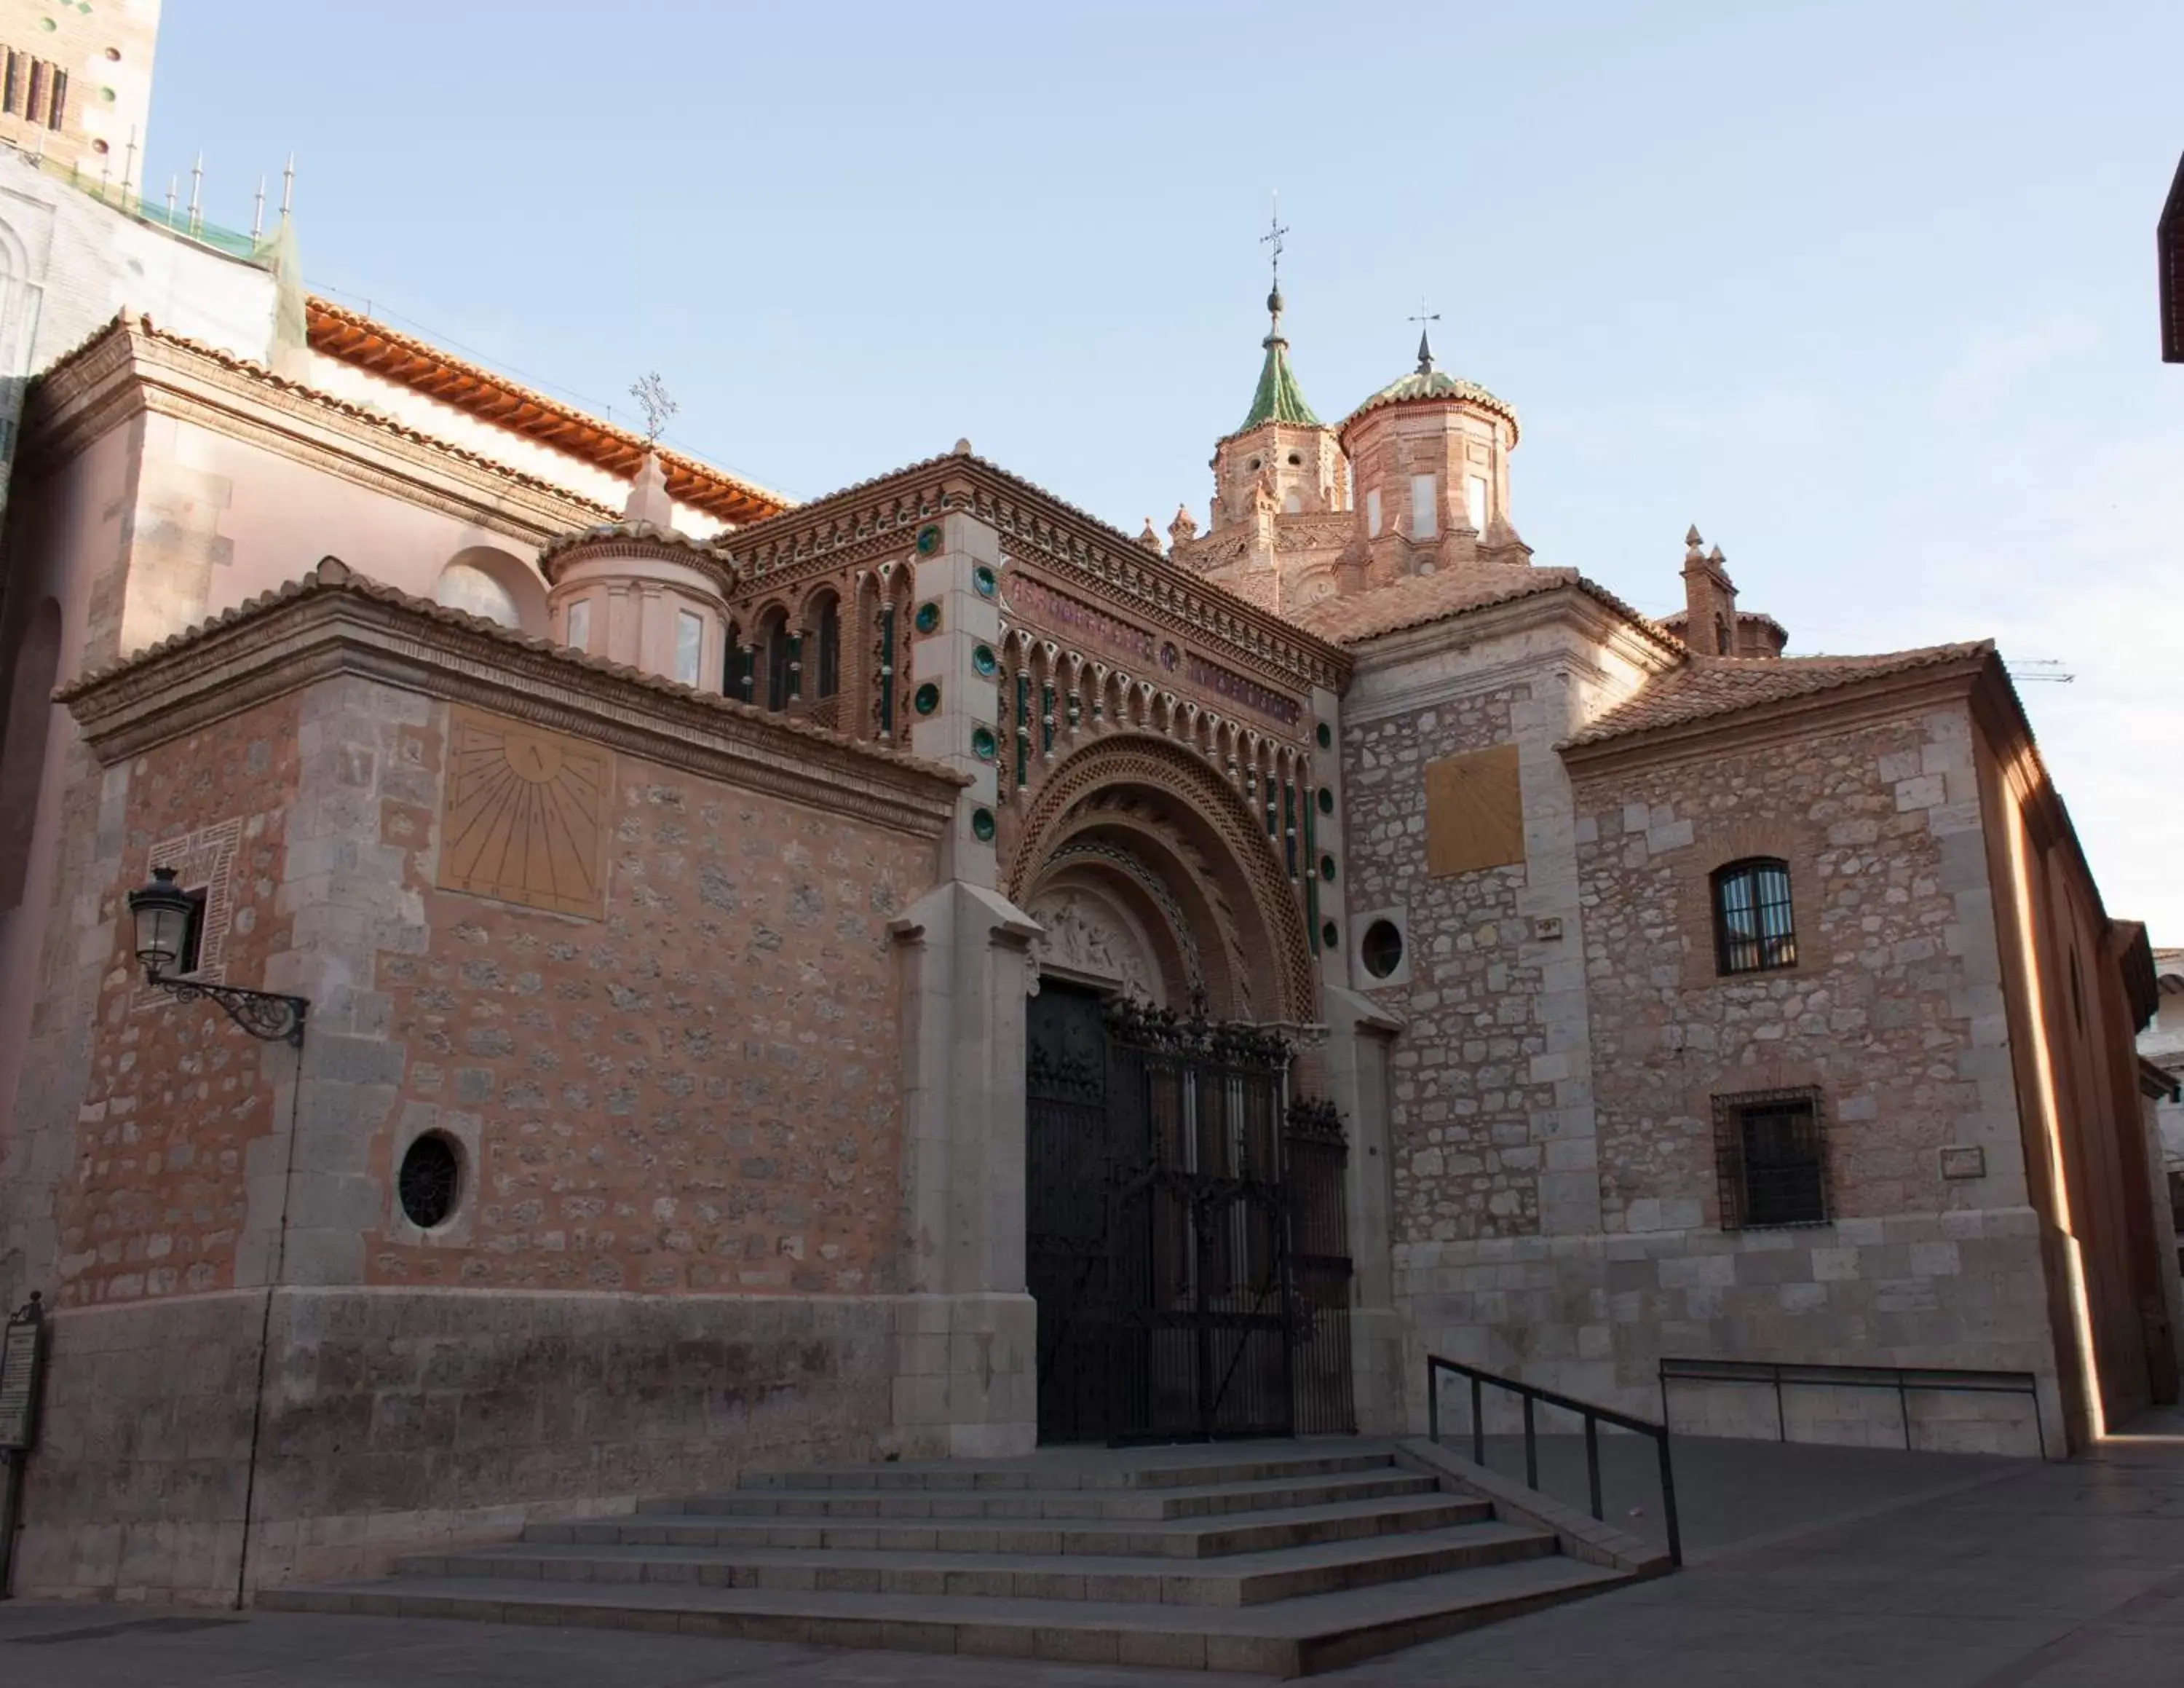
[
  {"x1": 56, "y1": 558, "x2": 968, "y2": 786},
  {"x1": 1564, "y1": 641, "x2": 1995, "y2": 746},
  {"x1": 1238, "y1": 333, "x2": 1322, "y2": 431},
  {"x1": 1291, "y1": 565, "x2": 1674, "y2": 651},
  {"x1": 33, "y1": 311, "x2": 625, "y2": 518},
  {"x1": 1339, "y1": 365, "x2": 1521, "y2": 445},
  {"x1": 305, "y1": 299, "x2": 788, "y2": 524}
]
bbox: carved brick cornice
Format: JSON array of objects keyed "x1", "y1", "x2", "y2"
[
  {"x1": 60, "y1": 559, "x2": 966, "y2": 840},
  {"x1": 719, "y1": 454, "x2": 1353, "y2": 696},
  {"x1": 19, "y1": 315, "x2": 613, "y2": 546}
]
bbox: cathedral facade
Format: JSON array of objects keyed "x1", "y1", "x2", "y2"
[{"x1": 0, "y1": 266, "x2": 2175, "y2": 1603}]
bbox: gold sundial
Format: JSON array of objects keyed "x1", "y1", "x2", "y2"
[{"x1": 438, "y1": 707, "x2": 611, "y2": 918}]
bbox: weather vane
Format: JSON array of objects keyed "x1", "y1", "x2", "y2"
[
  {"x1": 1408, "y1": 299, "x2": 1441, "y2": 370},
  {"x1": 629, "y1": 372, "x2": 677, "y2": 446},
  {"x1": 1260, "y1": 193, "x2": 1288, "y2": 293}
]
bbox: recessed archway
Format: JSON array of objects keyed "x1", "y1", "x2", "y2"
[
  {"x1": 1008, "y1": 733, "x2": 1313, "y2": 1027},
  {"x1": 435, "y1": 546, "x2": 547, "y2": 635}
]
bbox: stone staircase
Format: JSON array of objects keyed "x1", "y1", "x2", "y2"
[{"x1": 259, "y1": 1440, "x2": 1647, "y2": 1676}]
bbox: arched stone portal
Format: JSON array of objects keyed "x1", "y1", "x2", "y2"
[
  {"x1": 1008, "y1": 734, "x2": 1314, "y2": 1028},
  {"x1": 1012, "y1": 735, "x2": 1345, "y2": 1442}
]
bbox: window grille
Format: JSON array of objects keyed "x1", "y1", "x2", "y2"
[
  {"x1": 1714, "y1": 1087, "x2": 1828, "y2": 1229},
  {"x1": 1712, "y1": 857, "x2": 1796, "y2": 974}
]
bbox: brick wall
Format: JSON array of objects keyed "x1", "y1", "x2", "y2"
[
  {"x1": 365, "y1": 709, "x2": 925, "y2": 1297},
  {"x1": 53, "y1": 697, "x2": 299, "y2": 1305}
]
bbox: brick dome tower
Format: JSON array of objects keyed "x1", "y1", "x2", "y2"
[
  {"x1": 1337, "y1": 327, "x2": 1528, "y2": 589},
  {"x1": 539, "y1": 452, "x2": 740, "y2": 692}
]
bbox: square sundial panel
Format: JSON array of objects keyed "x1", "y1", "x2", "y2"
[{"x1": 438, "y1": 707, "x2": 612, "y2": 918}]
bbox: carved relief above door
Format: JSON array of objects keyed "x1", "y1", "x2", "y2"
[{"x1": 1026, "y1": 884, "x2": 1167, "y2": 1005}]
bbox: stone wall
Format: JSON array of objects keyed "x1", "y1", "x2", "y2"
[
  {"x1": 1420, "y1": 694, "x2": 2065, "y2": 1446},
  {"x1": 1572, "y1": 703, "x2": 2029, "y2": 1238},
  {"x1": 8, "y1": 596, "x2": 1040, "y2": 1601},
  {"x1": 10, "y1": 1285, "x2": 922, "y2": 1601},
  {"x1": 1344, "y1": 680, "x2": 1550, "y2": 1242}
]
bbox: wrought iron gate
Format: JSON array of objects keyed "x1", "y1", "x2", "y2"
[{"x1": 1026, "y1": 987, "x2": 1356, "y2": 1443}]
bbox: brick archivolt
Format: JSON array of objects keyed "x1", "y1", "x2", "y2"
[{"x1": 1005, "y1": 733, "x2": 1314, "y2": 1026}]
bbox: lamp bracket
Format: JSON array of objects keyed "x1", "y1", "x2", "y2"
[{"x1": 145, "y1": 970, "x2": 309, "y2": 1047}]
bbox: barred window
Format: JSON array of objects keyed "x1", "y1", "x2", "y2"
[
  {"x1": 1714, "y1": 1088, "x2": 1829, "y2": 1229},
  {"x1": 1712, "y1": 857, "x2": 1796, "y2": 974}
]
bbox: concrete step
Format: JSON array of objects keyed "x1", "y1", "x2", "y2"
[
  {"x1": 644, "y1": 1467, "x2": 1439, "y2": 1523},
  {"x1": 737, "y1": 1444, "x2": 1397, "y2": 1494},
  {"x1": 393, "y1": 1519, "x2": 1556, "y2": 1607},
  {"x1": 529, "y1": 1490, "x2": 1493, "y2": 1560},
  {"x1": 261, "y1": 1554, "x2": 1627, "y2": 1676}
]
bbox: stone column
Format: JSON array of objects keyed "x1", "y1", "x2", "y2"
[
  {"x1": 887, "y1": 505, "x2": 1040, "y2": 1456},
  {"x1": 1310, "y1": 682, "x2": 1406, "y2": 1433}
]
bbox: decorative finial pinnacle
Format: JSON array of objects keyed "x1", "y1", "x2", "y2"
[
  {"x1": 628, "y1": 372, "x2": 676, "y2": 446},
  {"x1": 1685, "y1": 524, "x2": 1703, "y2": 546},
  {"x1": 1260, "y1": 194, "x2": 1289, "y2": 335},
  {"x1": 1408, "y1": 299, "x2": 1441, "y2": 374},
  {"x1": 1706, "y1": 543, "x2": 1725, "y2": 564}
]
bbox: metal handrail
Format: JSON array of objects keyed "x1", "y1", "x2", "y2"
[
  {"x1": 1426, "y1": 1353, "x2": 1682, "y2": 1567},
  {"x1": 1658, "y1": 1356, "x2": 2046, "y2": 1458}
]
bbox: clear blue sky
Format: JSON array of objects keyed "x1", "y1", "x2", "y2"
[{"x1": 153, "y1": 1, "x2": 2183, "y2": 936}]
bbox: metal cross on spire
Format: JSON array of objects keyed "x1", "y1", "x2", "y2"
[
  {"x1": 628, "y1": 372, "x2": 678, "y2": 447},
  {"x1": 1261, "y1": 195, "x2": 1288, "y2": 291},
  {"x1": 1408, "y1": 299, "x2": 1441, "y2": 372}
]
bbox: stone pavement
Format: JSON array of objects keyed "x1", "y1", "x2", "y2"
[{"x1": 3, "y1": 1413, "x2": 2180, "y2": 1686}]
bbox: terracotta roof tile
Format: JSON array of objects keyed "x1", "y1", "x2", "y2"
[
  {"x1": 33, "y1": 311, "x2": 625, "y2": 521},
  {"x1": 1563, "y1": 641, "x2": 1994, "y2": 747},
  {"x1": 305, "y1": 299, "x2": 789, "y2": 524},
  {"x1": 56, "y1": 558, "x2": 968, "y2": 786},
  {"x1": 1291, "y1": 566, "x2": 1677, "y2": 652}
]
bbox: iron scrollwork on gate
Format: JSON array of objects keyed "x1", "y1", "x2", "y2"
[{"x1": 1027, "y1": 987, "x2": 1357, "y2": 1443}]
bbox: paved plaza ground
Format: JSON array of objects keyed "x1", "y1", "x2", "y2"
[{"x1": 4, "y1": 1412, "x2": 2180, "y2": 1687}]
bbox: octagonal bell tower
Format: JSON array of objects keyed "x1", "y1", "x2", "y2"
[
  {"x1": 1171, "y1": 284, "x2": 1351, "y2": 613},
  {"x1": 1336, "y1": 328, "x2": 1530, "y2": 590}
]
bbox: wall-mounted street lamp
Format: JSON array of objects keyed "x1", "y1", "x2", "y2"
[{"x1": 126, "y1": 867, "x2": 309, "y2": 1046}]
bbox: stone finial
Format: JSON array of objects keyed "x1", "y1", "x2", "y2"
[
  {"x1": 1168, "y1": 503, "x2": 1199, "y2": 545},
  {"x1": 1706, "y1": 543, "x2": 1725, "y2": 565},
  {"x1": 1137, "y1": 518, "x2": 1163, "y2": 553},
  {"x1": 314, "y1": 556, "x2": 352, "y2": 587},
  {"x1": 1684, "y1": 525, "x2": 1705, "y2": 562},
  {"x1": 952, "y1": 438, "x2": 974, "y2": 457},
  {"x1": 623, "y1": 451, "x2": 674, "y2": 528}
]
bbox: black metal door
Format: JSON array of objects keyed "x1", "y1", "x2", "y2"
[
  {"x1": 1026, "y1": 983, "x2": 1116, "y2": 1443},
  {"x1": 1027, "y1": 990, "x2": 1356, "y2": 1443},
  {"x1": 1104, "y1": 1002, "x2": 1297, "y2": 1441}
]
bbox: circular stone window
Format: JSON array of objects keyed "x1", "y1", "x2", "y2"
[
  {"x1": 397, "y1": 1132, "x2": 462, "y2": 1229},
  {"x1": 1361, "y1": 919, "x2": 1404, "y2": 980}
]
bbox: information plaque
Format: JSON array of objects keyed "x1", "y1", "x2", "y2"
[{"x1": 0, "y1": 1298, "x2": 44, "y2": 1451}]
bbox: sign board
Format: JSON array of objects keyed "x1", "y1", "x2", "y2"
[{"x1": 0, "y1": 1306, "x2": 44, "y2": 1451}]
